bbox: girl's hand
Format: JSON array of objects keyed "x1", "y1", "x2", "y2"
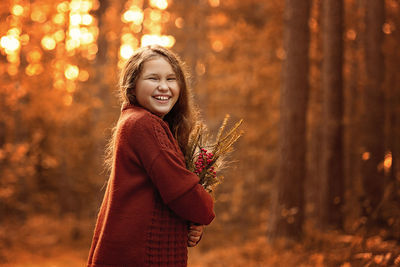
[{"x1": 187, "y1": 223, "x2": 204, "y2": 247}]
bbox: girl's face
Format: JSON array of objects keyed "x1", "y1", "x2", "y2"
[{"x1": 135, "y1": 56, "x2": 180, "y2": 118}]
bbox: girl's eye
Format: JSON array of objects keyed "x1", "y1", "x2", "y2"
[
  {"x1": 167, "y1": 77, "x2": 176, "y2": 81},
  {"x1": 148, "y1": 77, "x2": 158, "y2": 80}
]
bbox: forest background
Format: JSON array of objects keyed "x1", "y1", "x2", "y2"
[{"x1": 1, "y1": 0, "x2": 400, "y2": 266}]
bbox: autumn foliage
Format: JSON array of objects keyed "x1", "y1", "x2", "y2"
[{"x1": 1, "y1": 0, "x2": 400, "y2": 266}]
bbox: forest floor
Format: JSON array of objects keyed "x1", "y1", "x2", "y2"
[
  {"x1": 1, "y1": 215, "x2": 400, "y2": 266},
  {"x1": 1, "y1": 233, "x2": 400, "y2": 267}
]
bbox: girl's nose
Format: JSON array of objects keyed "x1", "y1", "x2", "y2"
[{"x1": 158, "y1": 80, "x2": 169, "y2": 91}]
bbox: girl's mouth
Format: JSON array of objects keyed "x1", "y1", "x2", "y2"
[{"x1": 153, "y1": 95, "x2": 171, "y2": 101}]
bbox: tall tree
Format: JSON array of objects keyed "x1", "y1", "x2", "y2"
[
  {"x1": 360, "y1": 0, "x2": 385, "y2": 218},
  {"x1": 268, "y1": 0, "x2": 310, "y2": 240},
  {"x1": 320, "y1": 0, "x2": 344, "y2": 228}
]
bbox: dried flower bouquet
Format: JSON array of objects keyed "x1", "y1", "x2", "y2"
[{"x1": 185, "y1": 115, "x2": 243, "y2": 193}]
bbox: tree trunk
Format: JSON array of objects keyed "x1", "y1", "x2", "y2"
[
  {"x1": 268, "y1": 0, "x2": 310, "y2": 241},
  {"x1": 360, "y1": 0, "x2": 385, "y2": 217},
  {"x1": 320, "y1": 0, "x2": 344, "y2": 229},
  {"x1": 343, "y1": 0, "x2": 363, "y2": 231}
]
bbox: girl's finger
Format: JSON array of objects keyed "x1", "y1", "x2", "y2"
[
  {"x1": 189, "y1": 235, "x2": 200, "y2": 242},
  {"x1": 188, "y1": 231, "x2": 201, "y2": 237}
]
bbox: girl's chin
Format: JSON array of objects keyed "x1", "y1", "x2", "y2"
[{"x1": 151, "y1": 108, "x2": 172, "y2": 118}]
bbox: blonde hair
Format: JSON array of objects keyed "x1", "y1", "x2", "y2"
[{"x1": 105, "y1": 45, "x2": 198, "y2": 172}]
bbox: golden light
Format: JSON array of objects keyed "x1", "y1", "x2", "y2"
[
  {"x1": 11, "y1": 5, "x2": 24, "y2": 16},
  {"x1": 276, "y1": 48, "x2": 286, "y2": 60},
  {"x1": 161, "y1": 12, "x2": 170, "y2": 23},
  {"x1": 122, "y1": 9, "x2": 144, "y2": 25},
  {"x1": 383, "y1": 23, "x2": 393, "y2": 35},
  {"x1": 70, "y1": 13, "x2": 82, "y2": 26},
  {"x1": 41, "y1": 36, "x2": 56, "y2": 50},
  {"x1": 346, "y1": 29, "x2": 357, "y2": 41},
  {"x1": 0, "y1": 36, "x2": 20, "y2": 52},
  {"x1": 196, "y1": 62, "x2": 206, "y2": 76},
  {"x1": 80, "y1": 0, "x2": 93, "y2": 13},
  {"x1": 7, "y1": 28, "x2": 21, "y2": 36},
  {"x1": 66, "y1": 39, "x2": 80, "y2": 50},
  {"x1": 53, "y1": 79, "x2": 65, "y2": 90},
  {"x1": 53, "y1": 60, "x2": 64, "y2": 70},
  {"x1": 209, "y1": 0, "x2": 220, "y2": 7},
  {"x1": 27, "y1": 50, "x2": 42, "y2": 63},
  {"x1": 53, "y1": 30, "x2": 65, "y2": 42},
  {"x1": 141, "y1": 34, "x2": 175, "y2": 48},
  {"x1": 25, "y1": 63, "x2": 44, "y2": 76},
  {"x1": 89, "y1": 26, "x2": 99, "y2": 38},
  {"x1": 64, "y1": 95, "x2": 73, "y2": 106},
  {"x1": 152, "y1": 25, "x2": 162, "y2": 35},
  {"x1": 69, "y1": 27, "x2": 81, "y2": 39},
  {"x1": 7, "y1": 65, "x2": 18, "y2": 76},
  {"x1": 122, "y1": 33, "x2": 135, "y2": 43},
  {"x1": 175, "y1": 17, "x2": 184, "y2": 28},
  {"x1": 20, "y1": 34, "x2": 29, "y2": 45},
  {"x1": 69, "y1": 1, "x2": 82, "y2": 12},
  {"x1": 161, "y1": 35, "x2": 175, "y2": 47},
  {"x1": 78, "y1": 69, "x2": 89, "y2": 81},
  {"x1": 384, "y1": 152, "x2": 392, "y2": 169},
  {"x1": 7, "y1": 53, "x2": 19, "y2": 64},
  {"x1": 212, "y1": 40, "x2": 224, "y2": 52},
  {"x1": 81, "y1": 32, "x2": 94, "y2": 45},
  {"x1": 120, "y1": 44, "x2": 135, "y2": 60},
  {"x1": 81, "y1": 14, "x2": 93, "y2": 25},
  {"x1": 64, "y1": 64, "x2": 79, "y2": 80},
  {"x1": 53, "y1": 14, "x2": 65, "y2": 25},
  {"x1": 31, "y1": 9, "x2": 46, "y2": 23},
  {"x1": 131, "y1": 24, "x2": 142, "y2": 33},
  {"x1": 150, "y1": 10, "x2": 162, "y2": 22},
  {"x1": 362, "y1": 152, "x2": 370, "y2": 161},
  {"x1": 66, "y1": 82, "x2": 76, "y2": 92},
  {"x1": 87, "y1": 43, "x2": 98, "y2": 55},
  {"x1": 57, "y1": 2, "x2": 69, "y2": 13},
  {"x1": 149, "y1": 0, "x2": 168, "y2": 10},
  {"x1": 121, "y1": 34, "x2": 139, "y2": 48},
  {"x1": 43, "y1": 23, "x2": 52, "y2": 34}
]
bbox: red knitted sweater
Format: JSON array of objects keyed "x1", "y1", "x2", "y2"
[{"x1": 87, "y1": 105, "x2": 215, "y2": 267}]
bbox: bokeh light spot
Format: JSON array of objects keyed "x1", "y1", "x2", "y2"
[
  {"x1": 11, "y1": 5, "x2": 24, "y2": 16},
  {"x1": 149, "y1": 0, "x2": 168, "y2": 10},
  {"x1": 82, "y1": 14, "x2": 93, "y2": 25},
  {"x1": 362, "y1": 152, "x2": 370, "y2": 161},
  {"x1": 209, "y1": 0, "x2": 220, "y2": 7},
  {"x1": 41, "y1": 36, "x2": 56, "y2": 50},
  {"x1": 175, "y1": 17, "x2": 184, "y2": 28},
  {"x1": 78, "y1": 70, "x2": 90, "y2": 82},
  {"x1": 122, "y1": 9, "x2": 144, "y2": 25},
  {"x1": 141, "y1": 34, "x2": 175, "y2": 48},
  {"x1": 120, "y1": 44, "x2": 135, "y2": 60},
  {"x1": 1, "y1": 36, "x2": 20, "y2": 52},
  {"x1": 64, "y1": 64, "x2": 79, "y2": 80},
  {"x1": 212, "y1": 40, "x2": 224, "y2": 52}
]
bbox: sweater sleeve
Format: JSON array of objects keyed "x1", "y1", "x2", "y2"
[{"x1": 123, "y1": 114, "x2": 215, "y2": 225}]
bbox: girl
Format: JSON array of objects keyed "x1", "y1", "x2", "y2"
[{"x1": 87, "y1": 45, "x2": 215, "y2": 267}]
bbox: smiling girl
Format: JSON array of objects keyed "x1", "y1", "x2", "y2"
[{"x1": 87, "y1": 45, "x2": 215, "y2": 267}]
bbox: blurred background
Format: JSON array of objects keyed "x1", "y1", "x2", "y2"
[{"x1": 1, "y1": 0, "x2": 400, "y2": 266}]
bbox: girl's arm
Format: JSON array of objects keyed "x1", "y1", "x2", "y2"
[{"x1": 124, "y1": 115, "x2": 215, "y2": 225}]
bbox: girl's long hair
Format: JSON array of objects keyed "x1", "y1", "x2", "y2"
[{"x1": 104, "y1": 45, "x2": 199, "y2": 173}]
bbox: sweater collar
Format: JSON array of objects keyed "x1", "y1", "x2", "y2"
[
  {"x1": 121, "y1": 102, "x2": 135, "y2": 112},
  {"x1": 121, "y1": 103, "x2": 169, "y2": 126}
]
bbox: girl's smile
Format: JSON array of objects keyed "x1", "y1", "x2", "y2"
[{"x1": 135, "y1": 57, "x2": 180, "y2": 118}]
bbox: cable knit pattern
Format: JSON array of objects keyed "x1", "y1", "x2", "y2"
[
  {"x1": 87, "y1": 104, "x2": 214, "y2": 267},
  {"x1": 145, "y1": 192, "x2": 188, "y2": 267}
]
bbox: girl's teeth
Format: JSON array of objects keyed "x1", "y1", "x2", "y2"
[{"x1": 155, "y1": 96, "x2": 169, "y2": 100}]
